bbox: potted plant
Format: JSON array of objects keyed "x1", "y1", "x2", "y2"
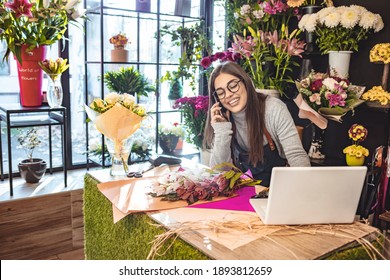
[
  {"x1": 103, "y1": 66, "x2": 155, "y2": 98},
  {"x1": 168, "y1": 73, "x2": 183, "y2": 107},
  {"x1": 109, "y1": 32, "x2": 130, "y2": 62},
  {"x1": 16, "y1": 128, "x2": 47, "y2": 183},
  {"x1": 343, "y1": 124, "x2": 369, "y2": 166},
  {"x1": 158, "y1": 122, "x2": 185, "y2": 153},
  {"x1": 0, "y1": 0, "x2": 85, "y2": 106}
]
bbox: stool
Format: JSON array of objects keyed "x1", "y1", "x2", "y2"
[{"x1": 379, "y1": 211, "x2": 390, "y2": 259}]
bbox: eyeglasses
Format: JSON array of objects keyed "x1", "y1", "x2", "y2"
[{"x1": 213, "y1": 79, "x2": 242, "y2": 100}]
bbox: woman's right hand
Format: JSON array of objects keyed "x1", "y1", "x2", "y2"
[{"x1": 210, "y1": 102, "x2": 228, "y2": 123}]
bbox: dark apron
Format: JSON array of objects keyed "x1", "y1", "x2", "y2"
[{"x1": 232, "y1": 128, "x2": 286, "y2": 187}]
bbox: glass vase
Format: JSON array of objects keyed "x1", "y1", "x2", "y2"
[
  {"x1": 308, "y1": 124, "x2": 325, "y2": 159},
  {"x1": 106, "y1": 137, "x2": 134, "y2": 176},
  {"x1": 47, "y1": 74, "x2": 63, "y2": 108}
]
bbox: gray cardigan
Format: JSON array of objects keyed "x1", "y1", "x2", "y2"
[{"x1": 210, "y1": 96, "x2": 311, "y2": 167}]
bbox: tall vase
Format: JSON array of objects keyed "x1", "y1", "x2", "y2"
[
  {"x1": 301, "y1": 5, "x2": 323, "y2": 54},
  {"x1": 328, "y1": 51, "x2": 353, "y2": 78},
  {"x1": 106, "y1": 137, "x2": 134, "y2": 176},
  {"x1": 16, "y1": 45, "x2": 47, "y2": 107},
  {"x1": 308, "y1": 124, "x2": 325, "y2": 159},
  {"x1": 111, "y1": 48, "x2": 129, "y2": 62},
  {"x1": 47, "y1": 74, "x2": 63, "y2": 108}
]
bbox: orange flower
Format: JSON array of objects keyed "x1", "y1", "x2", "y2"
[{"x1": 287, "y1": 0, "x2": 306, "y2": 8}]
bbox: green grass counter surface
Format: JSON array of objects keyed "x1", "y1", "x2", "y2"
[{"x1": 83, "y1": 172, "x2": 382, "y2": 260}]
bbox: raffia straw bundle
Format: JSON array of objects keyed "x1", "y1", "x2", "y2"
[{"x1": 147, "y1": 218, "x2": 385, "y2": 260}]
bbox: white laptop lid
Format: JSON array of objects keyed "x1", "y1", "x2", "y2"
[{"x1": 250, "y1": 166, "x2": 367, "y2": 225}]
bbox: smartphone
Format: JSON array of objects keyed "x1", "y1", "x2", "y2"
[{"x1": 212, "y1": 92, "x2": 227, "y2": 115}]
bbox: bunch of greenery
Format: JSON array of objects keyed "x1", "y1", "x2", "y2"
[
  {"x1": 17, "y1": 128, "x2": 42, "y2": 162},
  {"x1": 159, "y1": 21, "x2": 212, "y2": 92},
  {"x1": 0, "y1": 0, "x2": 85, "y2": 63},
  {"x1": 168, "y1": 74, "x2": 183, "y2": 101},
  {"x1": 103, "y1": 67, "x2": 155, "y2": 98}
]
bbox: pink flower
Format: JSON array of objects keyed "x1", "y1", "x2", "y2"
[
  {"x1": 5, "y1": 0, "x2": 33, "y2": 18},
  {"x1": 327, "y1": 94, "x2": 346, "y2": 107},
  {"x1": 200, "y1": 56, "x2": 212, "y2": 68}
]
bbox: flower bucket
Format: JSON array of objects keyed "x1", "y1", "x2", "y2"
[
  {"x1": 111, "y1": 49, "x2": 129, "y2": 62},
  {"x1": 15, "y1": 45, "x2": 47, "y2": 107},
  {"x1": 346, "y1": 154, "x2": 365, "y2": 166},
  {"x1": 328, "y1": 51, "x2": 353, "y2": 79}
]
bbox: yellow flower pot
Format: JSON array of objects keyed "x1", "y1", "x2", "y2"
[{"x1": 346, "y1": 154, "x2": 365, "y2": 166}]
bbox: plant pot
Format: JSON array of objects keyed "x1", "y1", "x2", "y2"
[
  {"x1": 159, "y1": 134, "x2": 179, "y2": 154},
  {"x1": 301, "y1": 5, "x2": 323, "y2": 54},
  {"x1": 136, "y1": 0, "x2": 151, "y2": 12},
  {"x1": 18, "y1": 158, "x2": 47, "y2": 183},
  {"x1": 174, "y1": 0, "x2": 191, "y2": 17},
  {"x1": 111, "y1": 49, "x2": 129, "y2": 62},
  {"x1": 346, "y1": 154, "x2": 365, "y2": 166},
  {"x1": 328, "y1": 51, "x2": 353, "y2": 78},
  {"x1": 15, "y1": 45, "x2": 47, "y2": 107}
]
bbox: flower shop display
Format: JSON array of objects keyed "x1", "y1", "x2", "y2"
[
  {"x1": 109, "y1": 33, "x2": 130, "y2": 62},
  {"x1": 103, "y1": 67, "x2": 155, "y2": 98},
  {"x1": 294, "y1": 71, "x2": 365, "y2": 159},
  {"x1": 173, "y1": 96, "x2": 208, "y2": 150},
  {"x1": 204, "y1": 1, "x2": 305, "y2": 96},
  {"x1": 158, "y1": 122, "x2": 185, "y2": 153},
  {"x1": 16, "y1": 127, "x2": 47, "y2": 183},
  {"x1": 298, "y1": 4, "x2": 384, "y2": 78},
  {"x1": 148, "y1": 163, "x2": 261, "y2": 205},
  {"x1": 0, "y1": 0, "x2": 85, "y2": 107},
  {"x1": 369, "y1": 43, "x2": 390, "y2": 91},
  {"x1": 85, "y1": 93, "x2": 148, "y2": 176},
  {"x1": 362, "y1": 86, "x2": 390, "y2": 106},
  {"x1": 343, "y1": 124, "x2": 369, "y2": 166},
  {"x1": 39, "y1": 57, "x2": 69, "y2": 108}
]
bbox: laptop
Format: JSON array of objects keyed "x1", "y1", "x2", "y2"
[{"x1": 249, "y1": 166, "x2": 367, "y2": 225}]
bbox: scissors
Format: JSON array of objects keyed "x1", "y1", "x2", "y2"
[{"x1": 126, "y1": 164, "x2": 154, "y2": 178}]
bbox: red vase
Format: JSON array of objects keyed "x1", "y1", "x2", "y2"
[{"x1": 15, "y1": 45, "x2": 47, "y2": 107}]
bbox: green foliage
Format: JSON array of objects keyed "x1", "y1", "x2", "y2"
[
  {"x1": 16, "y1": 128, "x2": 42, "y2": 160},
  {"x1": 159, "y1": 21, "x2": 212, "y2": 92},
  {"x1": 168, "y1": 74, "x2": 183, "y2": 100},
  {"x1": 103, "y1": 67, "x2": 155, "y2": 98}
]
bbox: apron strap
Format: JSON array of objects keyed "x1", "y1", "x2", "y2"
[{"x1": 263, "y1": 127, "x2": 276, "y2": 151}]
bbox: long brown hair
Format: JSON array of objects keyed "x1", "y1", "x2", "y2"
[{"x1": 203, "y1": 61, "x2": 267, "y2": 165}]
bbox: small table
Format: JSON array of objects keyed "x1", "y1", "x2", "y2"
[{"x1": 0, "y1": 103, "x2": 67, "y2": 196}]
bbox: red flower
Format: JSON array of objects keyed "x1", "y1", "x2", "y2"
[{"x1": 5, "y1": 0, "x2": 33, "y2": 18}]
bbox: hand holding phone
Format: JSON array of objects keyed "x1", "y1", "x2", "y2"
[{"x1": 212, "y1": 92, "x2": 227, "y2": 116}]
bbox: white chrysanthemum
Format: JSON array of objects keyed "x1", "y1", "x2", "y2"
[
  {"x1": 323, "y1": 12, "x2": 341, "y2": 28},
  {"x1": 323, "y1": 78, "x2": 338, "y2": 91},
  {"x1": 253, "y1": 9, "x2": 264, "y2": 19},
  {"x1": 240, "y1": 4, "x2": 251, "y2": 16},
  {"x1": 359, "y1": 11, "x2": 377, "y2": 30},
  {"x1": 350, "y1": 5, "x2": 367, "y2": 15},
  {"x1": 233, "y1": 12, "x2": 239, "y2": 19},
  {"x1": 374, "y1": 14, "x2": 384, "y2": 32},
  {"x1": 316, "y1": 6, "x2": 335, "y2": 21},
  {"x1": 305, "y1": 14, "x2": 318, "y2": 32},
  {"x1": 298, "y1": 14, "x2": 309, "y2": 30},
  {"x1": 340, "y1": 8, "x2": 360, "y2": 29}
]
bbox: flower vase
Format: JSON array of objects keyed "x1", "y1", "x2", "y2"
[
  {"x1": 328, "y1": 51, "x2": 353, "y2": 78},
  {"x1": 159, "y1": 134, "x2": 179, "y2": 154},
  {"x1": 346, "y1": 154, "x2": 365, "y2": 166},
  {"x1": 106, "y1": 137, "x2": 134, "y2": 176},
  {"x1": 15, "y1": 45, "x2": 47, "y2": 107},
  {"x1": 301, "y1": 5, "x2": 323, "y2": 54},
  {"x1": 47, "y1": 74, "x2": 63, "y2": 108},
  {"x1": 111, "y1": 48, "x2": 129, "y2": 62},
  {"x1": 308, "y1": 124, "x2": 325, "y2": 159}
]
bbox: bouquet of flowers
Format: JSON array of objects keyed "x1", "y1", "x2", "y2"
[
  {"x1": 343, "y1": 124, "x2": 369, "y2": 165},
  {"x1": 294, "y1": 71, "x2": 365, "y2": 129},
  {"x1": 85, "y1": 93, "x2": 147, "y2": 174},
  {"x1": 38, "y1": 57, "x2": 70, "y2": 81},
  {"x1": 0, "y1": 0, "x2": 85, "y2": 63},
  {"x1": 149, "y1": 163, "x2": 262, "y2": 205},
  {"x1": 298, "y1": 5, "x2": 384, "y2": 54},
  {"x1": 109, "y1": 33, "x2": 130, "y2": 50},
  {"x1": 173, "y1": 96, "x2": 209, "y2": 149}
]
